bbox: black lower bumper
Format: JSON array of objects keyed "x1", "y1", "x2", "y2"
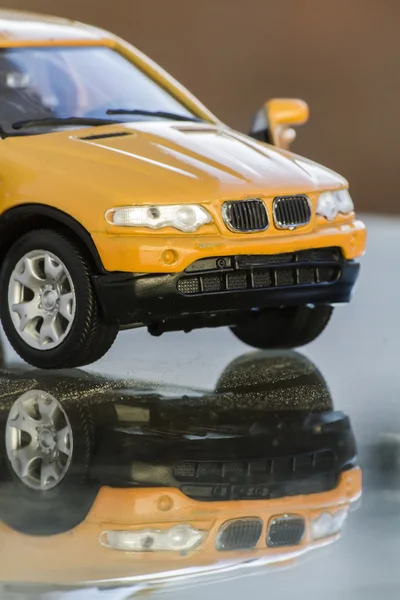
[{"x1": 93, "y1": 249, "x2": 360, "y2": 329}]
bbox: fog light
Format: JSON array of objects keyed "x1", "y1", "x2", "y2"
[
  {"x1": 162, "y1": 249, "x2": 178, "y2": 265},
  {"x1": 100, "y1": 524, "x2": 205, "y2": 552},
  {"x1": 157, "y1": 495, "x2": 174, "y2": 511},
  {"x1": 311, "y1": 509, "x2": 348, "y2": 540}
]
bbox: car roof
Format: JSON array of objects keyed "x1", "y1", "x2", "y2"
[{"x1": 0, "y1": 9, "x2": 110, "y2": 44}]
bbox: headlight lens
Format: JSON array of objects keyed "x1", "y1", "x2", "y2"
[
  {"x1": 310, "y1": 509, "x2": 348, "y2": 540},
  {"x1": 317, "y1": 189, "x2": 354, "y2": 221},
  {"x1": 100, "y1": 524, "x2": 206, "y2": 553},
  {"x1": 105, "y1": 204, "x2": 212, "y2": 232},
  {"x1": 335, "y1": 189, "x2": 354, "y2": 213}
]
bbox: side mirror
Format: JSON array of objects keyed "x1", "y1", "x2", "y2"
[{"x1": 249, "y1": 98, "x2": 309, "y2": 149}]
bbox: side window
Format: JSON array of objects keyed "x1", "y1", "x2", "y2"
[{"x1": 0, "y1": 50, "x2": 54, "y2": 129}]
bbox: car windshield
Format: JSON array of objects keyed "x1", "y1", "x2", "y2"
[{"x1": 0, "y1": 45, "x2": 199, "y2": 135}]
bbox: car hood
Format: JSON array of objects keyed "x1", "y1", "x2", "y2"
[{"x1": 5, "y1": 121, "x2": 347, "y2": 211}]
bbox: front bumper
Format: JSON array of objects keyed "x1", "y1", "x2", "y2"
[
  {"x1": 92, "y1": 219, "x2": 366, "y2": 273},
  {"x1": 93, "y1": 248, "x2": 360, "y2": 328}
]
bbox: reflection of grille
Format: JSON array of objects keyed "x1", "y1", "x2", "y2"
[
  {"x1": 273, "y1": 195, "x2": 312, "y2": 229},
  {"x1": 174, "y1": 450, "x2": 336, "y2": 501},
  {"x1": 216, "y1": 519, "x2": 263, "y2": 551},
  {"x1": 223, "y1": 199, "x2": 268, "y2": 232},
  {"x1": 177, "y1": 248, "x2": 341, "y2": 296},
  {"x1": 267, "y1": 515, "x2": 305, "y2": 547},
  {"x1": 174, "y1": 451, "x2": 336, "y2": 483}
]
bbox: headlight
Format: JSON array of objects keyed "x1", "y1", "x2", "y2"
[
  {"x1": 100, "y1": 524, "x2": 206, "y2": 553},
  {"x1": 310, "y1": 509, "x2": 348, "y2": 540},
  {"x1": 317, "y1": 189, "x2": 354, "y2": 221},
  {"x1": 105, "y1": 204, "x2": 212, "y2": 232}
]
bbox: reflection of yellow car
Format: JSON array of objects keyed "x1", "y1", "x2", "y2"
[
  {"x1": 0, "y1": 10, "x2": 366, "y2": 369},
  {"x1": 0, "y1": 351, "x2": 362, "y2": 587},
  {"x1": 1, "y1": 470, "x2": 361, "y2": 586}
]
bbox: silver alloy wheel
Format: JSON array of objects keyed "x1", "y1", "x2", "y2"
[
  {"x1": 5, "y1": 390, "x2": 73, "y2": 491},
  {"x1": 8, "y1": 250, "x2": 76, "y2": 350}
]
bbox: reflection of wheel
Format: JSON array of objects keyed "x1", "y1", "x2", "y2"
[
  {"x1": 0, "y1": 390, "x2": 98, "y2": 535},
  {"x1": 215, "y1": 350, "x2": 333, "y2": 411},
  {"x1": 6, "y1": 390, "x2": 73, "y2": 491},
  {"x1": 0, "y1": 230, "x2": 118, "y2": 369},
  {"x1": 230, "y1": 306, "x2": 333, "y2": 349}
]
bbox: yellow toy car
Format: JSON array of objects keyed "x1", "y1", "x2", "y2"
[{"x1": 0, "y1": 10, "x2": 367, "y2": 369}]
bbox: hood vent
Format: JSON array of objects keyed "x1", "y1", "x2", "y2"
[
  {"x1": 79, "y1": 131, "x2": 132, "y2": 141},
  {"x1": 173, "y1": 125, "x2": 218, "y2": 134}
]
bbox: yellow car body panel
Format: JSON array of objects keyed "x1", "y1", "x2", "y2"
[{"x1": 2, "y1": 121, "x2": 365, "y2": 272}]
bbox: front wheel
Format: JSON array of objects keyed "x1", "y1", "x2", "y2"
[
  {"x1": 230, "y1": 306, "x2": 333, "y2": 350},
  {"x1": 0, "y1": 229, "x2": 118, "y2": 369}
]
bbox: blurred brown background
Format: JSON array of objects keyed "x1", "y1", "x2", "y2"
[{"x1": 7, "y1": 0, "x2": 400, "y2": 213}]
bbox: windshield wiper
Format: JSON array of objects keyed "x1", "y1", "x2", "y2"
[
  {"x1": 12, "y1": 117, "x2": 122, "y2": 130},
  {"x1": 106, "y1": 109, "x2": 203, "y2": 122}
]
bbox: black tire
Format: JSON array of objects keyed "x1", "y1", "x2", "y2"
[
  {"x1": 0, "y1": 395, "x2": 98, "y2": 535},
  {"x1": 230, "y1": 306, "x2": 333, "y2": 350},
  {"x1": 81, "y1": 321, "x2": 118, "y2": 365},
  {"x1": 0, "y1": 229, "x2": 118, "y2": 369}
]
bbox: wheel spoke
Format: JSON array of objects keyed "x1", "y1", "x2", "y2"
[
  {"x1": 8, "y1": 402, "x2": 38, "y2": 437},
  {"x1": 44, "y1": 253, "x2": 64, "y2": 282},
  {"x1": 37, "y1": 396, "x2": 59, "y2": 421},
  {"x1": 14, "y1": 257, "x2": 43, "y2": 292},
  {"x1": 39, "y1": 314, "x2": 60, "y2": 345},
  {"x1": 40, "y1": 457, "x2": 61, "y2": 488},
  {"x1": 11, "y1": 300, "x2": 40, "y2": 332},
  {"x1": 12, "y1": 444, "x2": 39, "y2": 478},
  {"x1": 56, "y1": 426, "x2": 72, "y2": 457},
  {"x1": 59, "y1": 292, "x2": 74, "y2": 322}
]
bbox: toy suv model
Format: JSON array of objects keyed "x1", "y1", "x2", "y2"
[{"x1": 0, "y1": 10, "x2": 366, "y2": 368}]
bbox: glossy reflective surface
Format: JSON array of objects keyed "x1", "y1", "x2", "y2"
[{"x1": 0, "y1": 216, "x2": 394, "y2": 599}]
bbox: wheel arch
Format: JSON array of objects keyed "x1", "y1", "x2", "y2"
[{"x1": 0, "y1": 204, "x2": 105, "y2": 274}]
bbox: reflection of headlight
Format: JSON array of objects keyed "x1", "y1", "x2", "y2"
[
  {"x1": 100, "y1": 524, "x2": 206, "y2": 552},
  {"x1": 317, "y1": 189, "x2": 354, "y2": 220},
  {"x1": 105, "y1": 204, "x2": 212, "y2": 232},
  {"x1": 310, "y1": 509, "x2": 348, "y2": 540},
  {"x1": 6, "y1": 72, "x2": 31, "y2": 89}
]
